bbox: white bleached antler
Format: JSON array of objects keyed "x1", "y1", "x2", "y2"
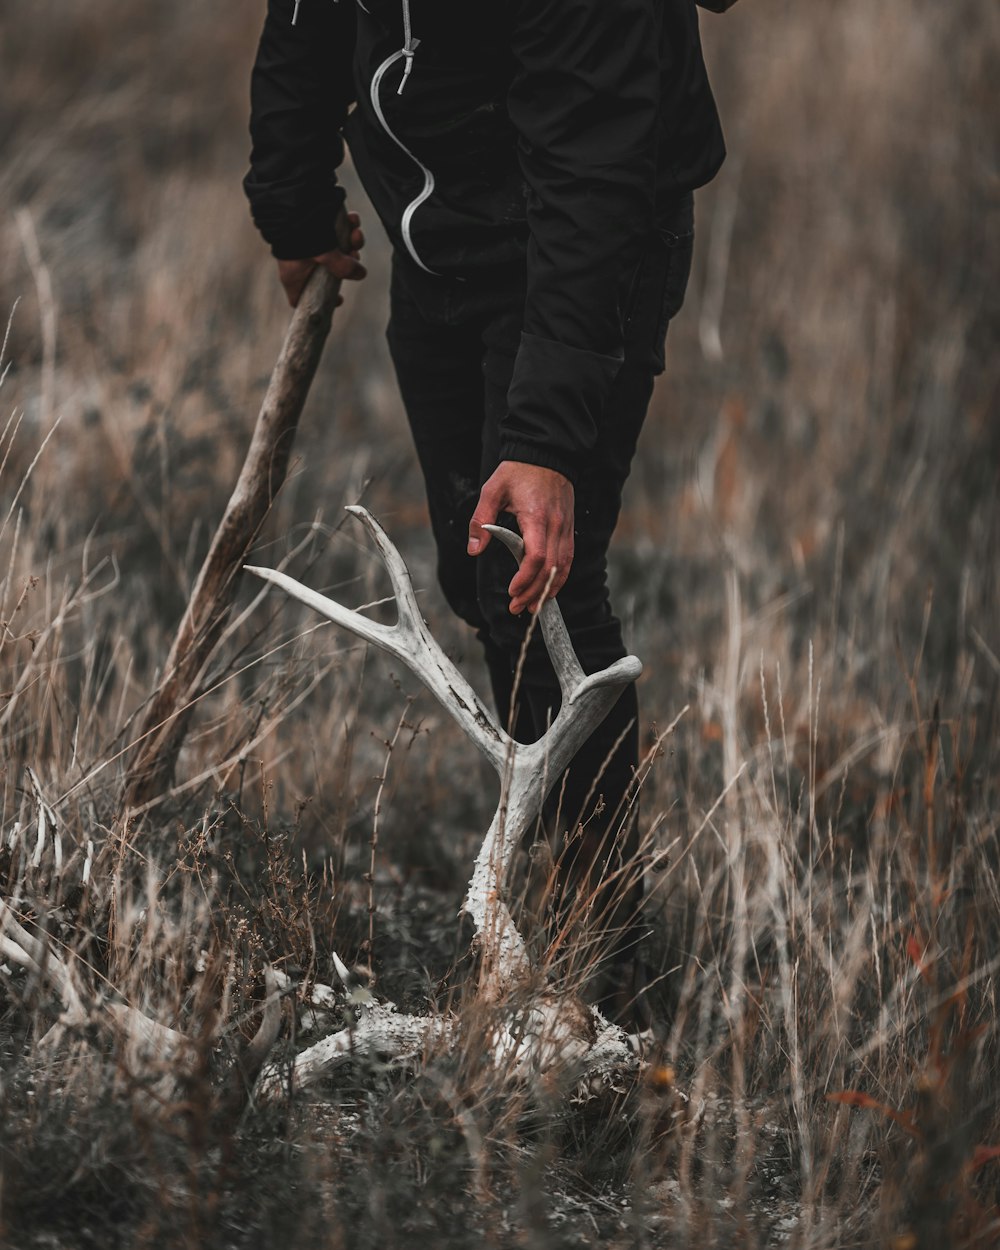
[
  {"x1": 0, "y1": 896, "x2": 191, "y2": 1074},
  {"x1": 247, "y1": 506, "x2": 641, "y2": 994}
]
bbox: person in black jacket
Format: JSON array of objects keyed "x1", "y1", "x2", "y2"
[{"x1": 245, "y1": 0, "x2": 725, "y2": 1025}]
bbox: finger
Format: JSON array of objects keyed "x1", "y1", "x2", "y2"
[
  {"x1": 548, "y1": 524, "x2": 574, "y2": 601},
  {"x1": 281, "y1": 271, "x2": 310, "y2": 308},
  {"x1": 508, "y1": 547, "x2": 544, "y2": 599},
  {"x1": 508, "y1": 517, "x2": 549, "y2": 613},
  {"x1": 536, "y1": 541, "x2": 563, "y2": 610},
  {"x1": 278, "y1": 258, "x2": 317, "y2": 308},
  {"x1": 319, "y1": 251, "x2": 367, "y2": 282},
  {"x1": 536, "y1": 556, "x2": 568, "y2": 609},
  {"x1": 530, "y1": 565, "x2": 561, "y2": 614},
  {"x1": 509, "y1": 559, "x2": 549, "y2": 614},
  {"x1": 513, "y1": 516, "x2": 573, "y2": 612},
  {"x1": 468, "y1": 480, "x2": 504, "y2": 555}
]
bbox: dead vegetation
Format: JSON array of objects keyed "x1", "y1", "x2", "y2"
[{"x1": 1, "y1": 0, "x2": 999, "y2": 1246}]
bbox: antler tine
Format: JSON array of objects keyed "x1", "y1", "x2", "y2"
[
  {"x1": 1, "y1": 899, "x2": 86, "y2": 1022},
  {"x1": 480, "y1": 523, "x2": 642, "y2": 702},
  {"x1": 246, "y1": 508, "x2": 420, "y2": 648},
  {"x1": 481, "y1": 523, "x2": 586, "y2": 694},
  {"x1": 343, "y1": 505, "x2": 424, "y2": 632},
  {"x1": 481, "y1": 523, "x2": 525, "y2": 562},
  {"x1": 247, "y1": 509, "x2": 512, "y2": 772},
  {"x1": 565, "y1": 655, "x2": 642, "y2": 703},
  {"x1": 244, "y1": 563, "x2": 396, "y2": 653}
]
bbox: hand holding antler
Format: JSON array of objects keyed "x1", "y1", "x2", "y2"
[{"x1": 468, "y1": 461, "x2": 575, "y2": 614}]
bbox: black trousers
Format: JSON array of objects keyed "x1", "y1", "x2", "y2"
[{"x1": 386, "y1": 195, "x2": 694, "y2": 992}]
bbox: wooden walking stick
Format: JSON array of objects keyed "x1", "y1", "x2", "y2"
[{"x1": 120, "y1": 242, "x2": 347, "y2": 814}]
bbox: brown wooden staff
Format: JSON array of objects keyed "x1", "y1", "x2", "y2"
[{"x1": 120, "y1": 261, "x2": 341, "y2": 814}]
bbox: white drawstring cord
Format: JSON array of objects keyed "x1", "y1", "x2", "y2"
[
  {"x1": 293, "y1": 0, "x2": 415, "y2": 90},
  {"x1": 398, "y1": 0, "x2": 419, "y2": 94}
]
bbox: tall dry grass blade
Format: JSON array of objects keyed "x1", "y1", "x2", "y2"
[{"x1": 14, "y1": 211, "x2": 56, "y2": 432}]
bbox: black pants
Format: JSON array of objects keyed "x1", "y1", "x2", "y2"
[{"x1": 386, "y1": 196, "x2": 694, "y2": 996}]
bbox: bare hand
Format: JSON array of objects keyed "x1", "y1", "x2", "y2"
[
  {"x1": 468, "y1": 461, "x2": 574, "y2": 614},
  {"x1": 277, "y1": 209, "x2": 366, "y2": 308}
]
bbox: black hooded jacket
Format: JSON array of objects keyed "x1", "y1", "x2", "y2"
[{"x1": 244, "y1": 0, "x2": 724, "y2": 484}]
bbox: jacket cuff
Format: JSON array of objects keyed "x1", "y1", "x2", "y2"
[
  {"x1": 253, "y1": 187, "x2": 347, "y2": 261},
  {"x1": 502, "y1": 332, "x2": 622, "y2": 487},
  {"x1": 495, "y1": 438, "x2": 580, "y2": 487}
]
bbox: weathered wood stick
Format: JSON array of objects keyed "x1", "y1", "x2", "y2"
[{"x1": 120, "y1": 257, "x2": 342, "y2": 814}]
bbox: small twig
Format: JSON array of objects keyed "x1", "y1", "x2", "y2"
[{"x1": 366, "y1": 696, "x2": 415, "y2": 975}]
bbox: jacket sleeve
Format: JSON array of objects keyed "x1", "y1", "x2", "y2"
[
  {"x1": 243, "y1": 0, "x2": 357, "y2": 260},
  {"x1": 500, "y1": 0, "x2": 660, "y2": 485}
]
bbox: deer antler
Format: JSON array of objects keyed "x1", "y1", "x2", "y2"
[
  {"x1": 247, "y1": 506, "x2": 641, "y2": 994},
  {"x1": 0, "y1": 896, "x2": 192, "y2": 1073}
]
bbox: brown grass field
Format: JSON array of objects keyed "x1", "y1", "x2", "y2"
[{"x1": 1, "y1": 1, "x2": 999, "y2": 1246}]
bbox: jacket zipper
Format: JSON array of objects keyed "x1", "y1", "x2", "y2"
[{"x1": 370, "y1": 49, "x2": 438, "y2": 274}]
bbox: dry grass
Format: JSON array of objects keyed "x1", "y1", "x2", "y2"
[{"x1": 1, "y1": 0, "x2": 999, "y2": 1246}]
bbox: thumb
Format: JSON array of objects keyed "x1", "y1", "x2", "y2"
[{"x1": 468, "y1": 479, "x2": 503, "y2": 555}]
